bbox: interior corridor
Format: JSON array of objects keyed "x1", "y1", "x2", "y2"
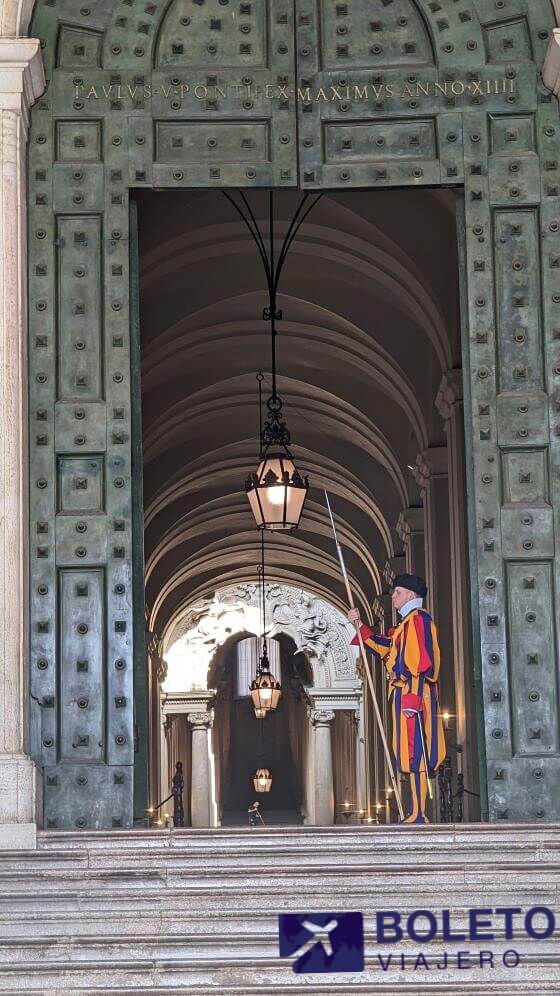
[{"x1": 137, "y1": 188, "x2": 479, "y2": 824}]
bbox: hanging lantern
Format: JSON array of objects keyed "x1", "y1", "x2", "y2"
[
  {"x1": 250, "y1": 668, "x2": 282, "y2": 712},
  {"x1": 249, "y1": 641, "x2": 282, "y2": 713},
  {"x1": 233, "y1": 190, "x2": 317, "y2": 532},
  {"x1": 246, "y1": 441, "x2": 308, "y2": 532},
  {"x1": 253, "y1": 768, "x2": 272, "y2": 793}
]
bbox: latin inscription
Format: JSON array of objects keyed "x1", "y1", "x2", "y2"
[{"x1": 73, "y1": 77, "x2": 517, "y2": 105}]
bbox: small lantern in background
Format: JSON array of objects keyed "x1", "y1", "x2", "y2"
[{"x1": 253, "y1": 768, "x2": 272, "y2": 793}]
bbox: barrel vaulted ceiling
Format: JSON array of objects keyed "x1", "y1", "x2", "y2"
[{"x1": 139, "y1": 189, "x2": 460, "y2": 638}]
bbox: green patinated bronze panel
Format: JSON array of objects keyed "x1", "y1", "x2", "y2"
[{"x1": 29, "y1": 0, "x2": 297, "y2": 830}]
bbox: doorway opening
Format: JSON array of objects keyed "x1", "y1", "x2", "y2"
[{"x1": 136, "y1": 187, "x2": 480, "y2": 826}]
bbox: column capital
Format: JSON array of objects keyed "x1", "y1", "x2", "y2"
[
  {"x1": 0, "y1": 39, "x2": 45, "y2": 129},
  {"x1": 543, "y1": 29, "x2": 560, "y2": 97},
  {"x1": 187, "y1": 712, "x2": 213, "y2": 729},
  {"x1": 162, "y1": 690, "x2": 216, "y2": 715},
  {"x1": 396, "y1": 506, "x2": 424, "y2": 542},
  {"x1": 412, "y1": 446, "x2": 448, "y2": 490},
  {"x1": 436, "y1": 369, "x2": 463, "y2": 422},
  {"x1": 309, "y1": 709, "x2": 335, "y2": 727}
]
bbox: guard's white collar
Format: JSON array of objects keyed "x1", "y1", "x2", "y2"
[{"x1": 398, "y1": 596, "x2": 423, "y2": 618}]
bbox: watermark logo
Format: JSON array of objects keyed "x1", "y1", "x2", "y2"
[
  {"x1": 278, "y1": 912, "x2": 364, "y2": 973},
  {"x1": 279, "y1": 907, "x2": 556, "y2": 974}
]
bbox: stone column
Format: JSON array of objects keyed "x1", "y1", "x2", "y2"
[
  {"x1": 396, "y1": 507, "x2": 426, "y2": 577},
  {"x1": 371, "y1": 594, "x2": 392, "y2": 817},
  {"x1": 309, "y1": 709, "x2": 335, "y2": 825},
  {"x1": 159, "y1": 714, "x2": 173, "y2": 823},
  {"x1": 302, "y1": 711, "x2": 315, "y2": 825},
  {"x1": 0, "y1": 40, "x2": 45, "y2": 848},
  {"x1": 354, "y1": 704, "x2": 367, "y2": 817},
  {"x1": 436, "y1": 369, "x2": 478, "y2": 818},
  {"x1": 188, "y1": 712, "x2": 217, "y2": 828}
]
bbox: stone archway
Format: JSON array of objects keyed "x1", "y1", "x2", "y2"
[{"x1": 160, "y1": 584, "x2": 364, "y2": 826}]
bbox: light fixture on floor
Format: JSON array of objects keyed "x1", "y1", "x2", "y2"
[
  {"x1": 250, "y1": 533, "x2": 282, "y2": 716},
  {"x1": 253, "y1": 767, "x2": 272, "y2": 793},
  {"x1": 224, "y1": 191, "x2": 321, "y2": 530}
]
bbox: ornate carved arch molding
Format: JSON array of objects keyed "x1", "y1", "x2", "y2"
[{"x1": 164, "y1": 582, "x2": 358, "y2": 691}]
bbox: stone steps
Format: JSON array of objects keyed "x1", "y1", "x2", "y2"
[{"x1": 0, "y1": 824, "x2": 557, "y2": 993}]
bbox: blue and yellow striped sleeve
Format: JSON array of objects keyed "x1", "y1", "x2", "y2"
[{"x1": 351, "y1": 624, "x2": 392, "y2": 660}]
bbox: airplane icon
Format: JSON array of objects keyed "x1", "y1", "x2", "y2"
[
  {"x1": 278, "y1": 912, "x2": 364, "y2": 973},
  {"x1": 293, "y1": 918, "x2": 339, "y2": 961}
]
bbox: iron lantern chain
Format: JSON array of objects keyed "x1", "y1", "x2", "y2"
[
  {"x1": 256, "y1": 372, "x2": 264, "y2": 458},
  {"x1": 258, "y1": 530, "x2": 268, "y2": 675},
  {"x1": 223, "y1": 190, "x2": 323, "y2": 422},
  {"x1": 222, "y1": 189, "x2": 272, "y2": 287}
]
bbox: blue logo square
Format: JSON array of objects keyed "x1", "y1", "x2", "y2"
[{"x1": 279, "y1": 912, "x2": 364, "y2": 973}]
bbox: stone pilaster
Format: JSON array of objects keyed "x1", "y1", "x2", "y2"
[
  {"x1": 412, "y1": 444, "x2": 456, "y2": 750},
  {"x1": 396, "y1": 506, "x2": 425, "y2": 577},
  {"x1": 309, "y1": 709, "x2": 335, "y2": 825},
  {"x1": 187, "y1": 712, "x2": 217, "y2": 828},
  {"x1": 436, "y1": 369, "x2": 479, "y2": 819},
  {"x1": 0, "y1": 39, "x2": 45, "y2": 848},
  {"x1": 411, "y1": 446, "x2": 449, "y2": 616}
]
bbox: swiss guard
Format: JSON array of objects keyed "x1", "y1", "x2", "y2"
[{"x1": 348, "y1": 574, "x2": 446, "y2": 824}]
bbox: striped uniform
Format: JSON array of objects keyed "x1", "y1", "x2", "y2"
[{"x1": 352, "y1": 609, "x2": 446, "y2": 776}]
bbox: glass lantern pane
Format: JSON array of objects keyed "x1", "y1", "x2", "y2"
[
  {"x1": 259, "y1": 487, "x2": 286, "y2": 526},
  {"x1": 247, "y1": 488, "x2": 264, "y2": 527},
  {"x1": 285, "y1": 485, "x2": 306, "y2": 527}
]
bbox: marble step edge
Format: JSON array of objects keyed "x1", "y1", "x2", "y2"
[
  {"x1": 2, "y1": 853, "x2": 553, "y2": 877},
  {"x1": 0, "y1": 854, "x2": 560, "y2": 884},
  {"x1": 0, "y1": 865, "x2": 560, "y2": 901},
  {"x1": 0, "y1": 896, "x2": 556, "y2": 919},
  {"x1": 10, "y1": 835, "x2": 560, "y2": 868},
  {"x1": 1, "y1": 906, "x2": 559, "y2": 930},
  {"x1": 36, "y1": 824, "x2": 560, "y2": 849},
  {"x1": 9, "y1": 987, "x2": 560, "y2": 996},
  {"x1": 7, "y1": 841, "x2": 558, "y2": 859},
  {"x1": 0, "y1": 951, "x2": 560, "y2": 980},
  {"x1": 0, "y1": 949, "x2": 558, "y2": 971},
  {"x1": 2, "y1": 881, "x2": 560, "y2": 914},
  {"x1": 0, "y1": 934, "x2": 557, "y2": 958}
]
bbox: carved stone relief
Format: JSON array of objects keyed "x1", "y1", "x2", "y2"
[{"x1": 164, "y1": 583, "x2": 358, "y2": 693}]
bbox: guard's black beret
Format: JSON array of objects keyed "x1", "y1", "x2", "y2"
[{"x1": 392, "y1": 573, "x2": 428, "y2": 598}]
